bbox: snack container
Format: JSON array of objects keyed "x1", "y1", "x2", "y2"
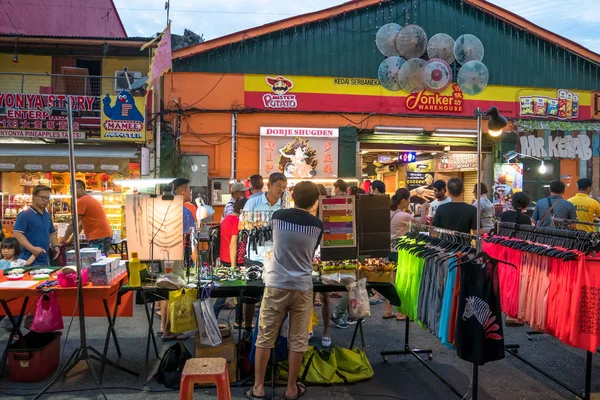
[
  {"x1": 572, "y1": 94, "x2": 579, "y2": 117},
  {"x1": 533, "y1": 97, "x2": 548, "y2": 116},
  {"x1": 566, "y1": 92, "x2": 573, "y2": 118},
  {"x1": 519, "y1": 97, "x2": 533, "y2": 116},
  {"x1": 547, "y1": 98, "x2": 559, "y2": 117},
  {"x1": 558, "y1": 89, "x2": 568, "y2": 118}
]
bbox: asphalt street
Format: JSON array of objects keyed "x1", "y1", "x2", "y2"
[{"x1": 0, "y1": 298, "x2": 598, "y2": 400}]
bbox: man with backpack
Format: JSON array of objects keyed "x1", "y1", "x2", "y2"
[{"x1": 532, "y1": 180, "x2": 577, "y2": 228}]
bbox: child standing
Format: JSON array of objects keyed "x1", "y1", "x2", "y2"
[{"x1": 0, "y1": 238, "x2": 37, "y2": 270}]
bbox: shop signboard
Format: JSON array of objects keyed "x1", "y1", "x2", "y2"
[
  {"x1": 406, "y1": 172, "x2": 434, "y2": 191},
  {"x1": 435, "y1": 153, "x2": 478, "y2": 172},
  {"x1": 101, "y1": 91, "x2": 146, "y2": 142},
  {"x1": 406, "y1": 159, "x2": 433, "y2": 172},
  {"x1": 493, "y1": 163, "x2": 524, "y2": 207},
  {"x1": 0, "y1": 92, "x2": 90, "y2": 139},
  {"x1": 517, "y1": 132, "x2": 592, "y2": 161},
  {"x1": 259, "y1": 127, "x2": 338, "y2": 178},
  {"x1": 244, "y1": 75, "x2": 592, "y2": 119}
]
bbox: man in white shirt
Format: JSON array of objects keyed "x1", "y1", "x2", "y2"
[{"x1": 421, "y1": 180, "x2": 451, "y2": 224}]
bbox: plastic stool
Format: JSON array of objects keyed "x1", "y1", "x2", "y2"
[{"x1": 179, "y1": 357, "x2": 231, "y2": 400}]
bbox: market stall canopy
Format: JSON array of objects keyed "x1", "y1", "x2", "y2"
[{"x1": 0, "y1": 144, "x2": 137, "y2": 173}]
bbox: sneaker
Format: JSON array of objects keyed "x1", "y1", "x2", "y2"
[
  {"x1": 321, "y1": 336, "x2": 332, "y2": 347},
  {"x1": 331, "y1": 316, "x2": 349, "y2": 329},
  {"x1": 347, "y1": 317, "x2": 359, "y2": 325}
]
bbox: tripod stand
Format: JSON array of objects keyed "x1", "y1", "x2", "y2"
[{"x1": 33, "y1": 101, "x2": 137, "y2": 399}]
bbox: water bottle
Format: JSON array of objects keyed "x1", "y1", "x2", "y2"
[{"x1": 128, "y1": 252, "x2": 141, "y2": 287}]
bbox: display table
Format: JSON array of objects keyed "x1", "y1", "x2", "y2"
[
  {"x1": 119, "y1": 277, "x2": 401, "y2": 382},
  {"x1": 0, "y1": 272, "x2": 135, "y2": 381}
]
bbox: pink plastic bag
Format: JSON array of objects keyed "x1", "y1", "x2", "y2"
[{"x1": 30, "y1": 291, "x2": 64, "y2": 333}]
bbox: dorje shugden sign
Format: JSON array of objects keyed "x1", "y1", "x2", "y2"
[{"x1": 259, "y1": 127, "x2": 338, "y2": 178}]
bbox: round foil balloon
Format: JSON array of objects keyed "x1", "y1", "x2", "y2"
[
  {"x1": 394, "y1": 24, "x2": 428, "y2": 59},
  {"x1": 398, "y1": 58, "x2": 427, "y2": 93},
  {"x1": 378, "y1": 56, "x2": 407, "y2": 91},
  {"x1": 457, "y1": 60, "x2": 489, "y2": 95},
  {"x1": 376, "y1": 23, "x2": 402, "y2": 57},
  {"x1": 423, "y1": 58, "x2": 453, "y2": 92},
  {"x1": 454, "y1": 34, "x2": 485, "y2": 65},
  {"x1": 427, "y1": 33, "x2": 455, "y2": 64}
]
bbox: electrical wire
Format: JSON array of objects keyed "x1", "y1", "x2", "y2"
[
  {"x1": 0, "y1": 386, "x2": 175, "y2": 396},
  {"x1": 181, "y1": 74, "x2": 226, "y2": 109}
]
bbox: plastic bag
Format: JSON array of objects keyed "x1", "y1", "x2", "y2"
[
  {"x1": 30, "y1": 291, "x2": 64, "y2": 333},
  {"x1": 347, "y1": 278, "x2": 370, "y2": 319},
  {"x1": 193, "y1": 283, "x2": 222, "y2": 347},
  {"x1": 321, "y1": 272, "x2": 356, "y2": 286},
  {"x1": 169, "y1": 288, "x2": 198, "y2": 334}
]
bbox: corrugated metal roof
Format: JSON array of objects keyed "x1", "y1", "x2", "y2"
[
  {"x1": 174, "y1": 0, "x2": 600, "y2": 91},
  {"x1": 0, "y1": 0, "x2": 127, "y2": 38}
]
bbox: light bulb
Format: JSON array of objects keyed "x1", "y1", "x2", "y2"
[
  {"x1": 488, "y1": 128, "x2": 503, "y2": 137},
  {"x1": 539, "y1": 162, "x2": 547, "y2": 174}
]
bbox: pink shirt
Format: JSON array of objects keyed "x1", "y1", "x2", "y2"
[{"x1": 391, "y1": 210, "x2": 414, "y2": 249}]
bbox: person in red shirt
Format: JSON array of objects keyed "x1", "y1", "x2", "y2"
[
  {"x1": 62, "y1": 180, "x2": 113, "y2": 253},
  {"x1": 220, "y1": 197, "x2": 247, "y2": 266},
  {"x1": 214, "y1": 197, "x2": 247, "y2": 318}
]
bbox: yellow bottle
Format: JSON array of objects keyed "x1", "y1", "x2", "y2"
[{"x1": 128, "y1": 252, "x2": 141, "y2": 287}]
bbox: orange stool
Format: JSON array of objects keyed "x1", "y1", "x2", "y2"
[{"x1": 179, "y1": 357, "x2": 231, "y2": 400}]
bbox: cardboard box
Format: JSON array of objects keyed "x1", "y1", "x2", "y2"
[{"x1": 194, "y1": 334, "x2": 237, "y2": 383}]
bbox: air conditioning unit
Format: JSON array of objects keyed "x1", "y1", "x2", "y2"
[{"x1": 114, "y1": 70, "x2": 143, "y2": 92}]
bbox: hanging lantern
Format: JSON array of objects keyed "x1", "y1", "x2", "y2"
[
  {"x1": 99, "y1": 173, "x2": 111, "y2": 182},
  {"x1": 45, "y1": 172, "x2": 53, "y2": 180}
]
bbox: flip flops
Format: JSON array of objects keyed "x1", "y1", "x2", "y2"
[
  {"x1": 281, "y1": 382, "x2": 307, "y2": 400},
  {"x1": 244, "y1": 388, "x2": 265, "y2": 399}
]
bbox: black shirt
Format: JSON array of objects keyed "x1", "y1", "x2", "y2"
[
  {"x1": 500, "y1": 210, "x2": 532, "y2": 226},
  {"x1": 433, "y1": 202, "x2": 477, "y2": 234}
]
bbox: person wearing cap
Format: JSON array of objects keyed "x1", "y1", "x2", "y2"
[{"x1": 222, "y1": 182, "x2": 249, "y2": 221}]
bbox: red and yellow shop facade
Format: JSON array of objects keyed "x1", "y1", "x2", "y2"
[{"x1": 165, "y1": 71, "x2": 597, "y2": 212}]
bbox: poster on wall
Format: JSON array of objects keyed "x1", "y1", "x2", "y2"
[
  {"x1": 407, "y1": 172, "x2": 435, "y2": 217},
  {"x1": 0, "y1": 92, "x2": 90, "y2": 139},
  {"x1": 435, "y1": 153, "x2": 478, "y2": 172},
  {"x1": 406, "y1": 159, "x2": 433, "y2": 173},
  {"x1": 519, "y1": 89, "x2": 579, "y2": 120},
  {"x1": 101, "y1": 91, "x2": 146, "y2": 142},
  {"x1": 319, "y1": 196, "x2": 356, "y2": 248},
  {"x1": 259, "y1": 127, "x2": 339, "y2": 178},
  {"x1": 493, "y1": 163, "x2": 524, "y2": 207}
]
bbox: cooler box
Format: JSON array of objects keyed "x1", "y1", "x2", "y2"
[{"x1": 8, "y1": 332, "x2": 62, "y2": 382}]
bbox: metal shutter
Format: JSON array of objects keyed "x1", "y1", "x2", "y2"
[{"x1": 463, "y1": 171, "x2": 478, "y2": 205}]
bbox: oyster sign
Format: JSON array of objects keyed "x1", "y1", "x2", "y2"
[{"x1": 519, "y1": 134, "x2": 592, "y2": 161}]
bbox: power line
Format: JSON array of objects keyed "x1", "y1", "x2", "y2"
[{"x1": 13, "y1": 3, "x2": 294, "y2": 16}]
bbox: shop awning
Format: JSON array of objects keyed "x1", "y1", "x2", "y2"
[{"x1": 0, "y1": 144, "x2": 137, "y2": 173}]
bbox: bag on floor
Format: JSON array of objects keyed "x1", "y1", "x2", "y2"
[
  {"x1": 30, "y1": 291, "x2": 64, "y2": 333},
  {"x1": 155, "y1": 341, "x2": 192, "y2": 389},
  {"x1": 348, "y1": 278, "x2": 371, "y2": 319},
  {"x1": 169, "y1": 288, "x2": 198, "y2": 334},
  {"x1": 193, "y1": 283, "x2": 222, "y2": 347},
  {"x1": 278, "y1": 346, "x2": 374, "y2": 384}
]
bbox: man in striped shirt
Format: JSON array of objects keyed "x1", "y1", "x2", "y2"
[{"x1": 248, "y1": 181, "x2": 323, "y2": 400}]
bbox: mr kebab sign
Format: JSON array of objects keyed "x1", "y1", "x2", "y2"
[{"x1": 519, "y1": 133, "x2": 592, "y2": 161}]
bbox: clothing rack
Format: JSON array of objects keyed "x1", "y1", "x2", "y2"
[
  {"x1": 551, "y1": 216, "x2": 600, "y2": 231},
  {"x1": 382, "y1": 223, "x2": 482, "y2": 400},
  {"x1": 486, "y1": 227, "x2": 596, "y2": 400},
  {"x1": 496, "y1": 221, "x2": 600, "y2": 252}
]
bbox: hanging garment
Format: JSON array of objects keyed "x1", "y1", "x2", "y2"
[
  {"x1": 568, "y1": 257, "x2": 600, "y2": 353},
  {"x1": 438, "y1": 258, "x2": 457, "y2": 348},
  {"x1": 455, "y1": 260, "x2": 505, "y2": 365}
]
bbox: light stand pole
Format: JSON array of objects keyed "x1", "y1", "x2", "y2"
[
  {"x1": 472, "y1": 106, "x2": 507, "y2": 400},
  {"x1": 34, "y1": 101, "x2": 137, "y2": 399}
]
